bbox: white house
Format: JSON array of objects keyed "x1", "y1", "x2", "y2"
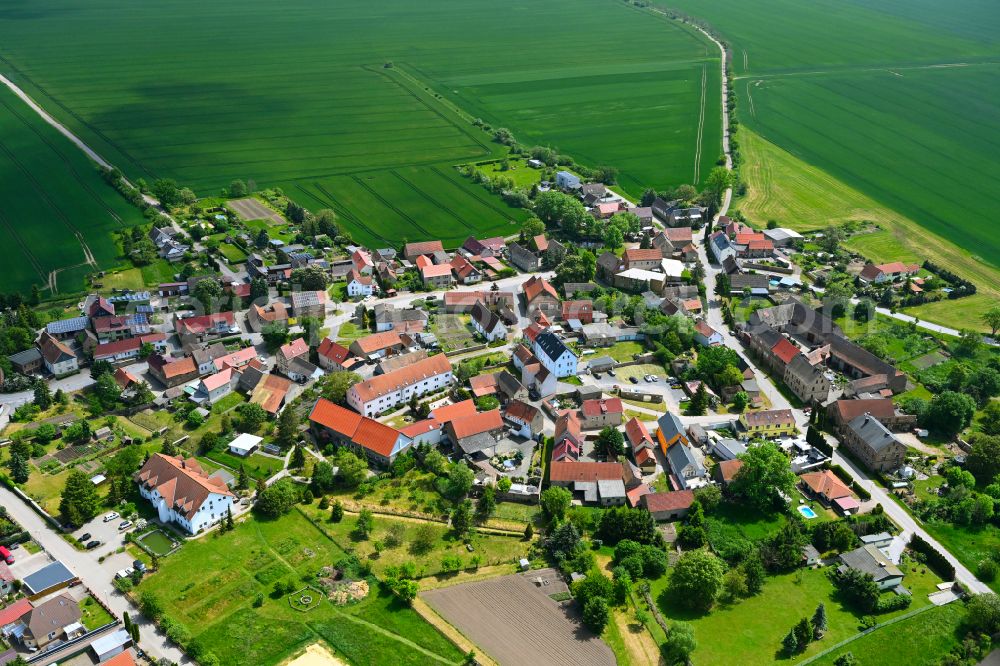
[
  {"x1": 532, "y1": 331, "x2": 578, "y2": 378},
  {"x1": 228, "y1": 433, "x2": 263, "y2": 457},
  {"x1": 709, "y1": 232, "x2": 737, "y2": 265},
  {"x1": 192, "y1": 368, "x2": 234, "y2": 404},
  {"x1": 470, "y1": 301, "x2": 507, "y2": 343},
  {"x1": 39, "y1": 333, "x2": 78, "y2": 376},
  {"x1": 346, "y1": 269, "x2": 377, "y2": 298},
  {"x1": 693, "y1": 320, "x2": 723, "y2": 347},
  {"x1": 136, "y1": 454, "x2": 234, "y2": 534},
  {"x1": 346, "y1": 353, "x2": 453, "y2": 417}
]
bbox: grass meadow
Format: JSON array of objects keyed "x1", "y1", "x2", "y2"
[
  {"x1": 0, "y1": 0, "x2": 720, "y2": 249},
  {"x1": 137, "y1": 509, "x2": 465, "y2": 666},
  {"x1": 0, "y1": 85, "x2": 144, "y2": 295}
]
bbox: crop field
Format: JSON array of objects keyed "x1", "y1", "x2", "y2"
[
  {"x1": 0, "y1": 84, "x2": 143, "y2": 295},
  {"x1": 0, "y1": 0, "x2": 719, "y2": 249},
  {"x1": 422, "y1": 570, "x2": 615, "y2": 666}
]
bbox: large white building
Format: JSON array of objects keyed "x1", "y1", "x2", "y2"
[
  {"x1": 135, "y1": 454, "x2": 234, "y2": 534},
  {"x1": 346, "y1": 353, "x2": 453, "y2": 417},
  {"x1": 532, "y1": 331, "x2": 578, "y2": 378}
]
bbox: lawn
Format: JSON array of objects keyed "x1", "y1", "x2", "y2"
[
  {"x1": 137, "y1": 510, "x2": 464, "y2": 666},
  {"x1": 217, "y1": 243, "x2": 247, "y2": 264},
  {"x1": 202, "y1": 449, "x2": 284, "y2": 480},
  {"x1": 809, "y1": 602, "x2": 966, "y2": 666},
  {"x1": 0, "y1": 0, "x2": 720, "y2": 250},
  {"x1": 79, "y1": 595, "x2": 114, "y2": 630},
  {"x1": 335, "y1": 321, "x2": 368, "y2": 344},
  {"x1": 603, "y1": 341, "x2": 645, "y2": 363},
  {"x1": 139, "y1": 259, "x2": 181, "y2": 286},
  {"x1": 654, "y1": 563, "x2": 938, "y2": 666},
  {"x1": 0, "y1": 85, "x2": 144, "y2": 296},
  {"x1": 919, "y1": 520, "x2": 1000, "y2": 593}
]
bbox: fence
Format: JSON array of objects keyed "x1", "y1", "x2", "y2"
[
  {"x1": 25, "y1": 619, "x2": 121, "y2": 664},
  {"x1": 794, "y1": 604, "x2": 936, "y2": 665}
]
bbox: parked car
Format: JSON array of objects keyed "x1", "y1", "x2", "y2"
[
  {"x1": 593, "y1": 372, "x2": 602, "y2": 379},
  {"x1": 629, "y1": 376, "x2": 639, "y2": 384},
  {"x1": 114, "y1": 567, "x2": 135, "y2": 580},
  {"x1": 78, "y1": 533, "x2": 91, "y2": 543},
  {"x1": 607, "y1": 369, "x2": 616, "y2": 377},
  {"x1": 118, "y1": 520, "x2": 133, "y2": 531},
  {"x1": 85, "y1": 540, "x2": 101, "y2": 550},
  {"x1": 0, "y1": 546, "x2": 13, "y2": 565},
  {"x1": 103, "y1": 512, "x2": 119, "y2": 523},
  {"x1": 133, "y1": 560, "x2": 147, "y2": 573}
]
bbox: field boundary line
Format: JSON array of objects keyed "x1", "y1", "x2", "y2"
[
  {"x1": 302, "y1": 182, "x2": 391, "y2": 244},
  {"x1": 693, "y1": 63, "x2": 707, "y2": 183},
  {"x1": 0, "y1": 204, "x2": 46, "y2": 282},
  {"x1": 350, "y1": 174, "x2": 437, "y2": 238},
  {"x1": 389, "y1": 170, "x2": 476, "y2": 232},
  {"x1": 428, "y1": 166, "x2": 517, "y2": 220}
]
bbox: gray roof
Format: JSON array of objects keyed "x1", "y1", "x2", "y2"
[
  {"x1": 46, "y1": 316, "x2": 89, "y2": 335},
  {"x1": 90, "y1": 629, "x2": 132, "y2": 657},
  {"x1": 847, "y1": 413, "x2": 902, "y2": 453},
  {"x1": 838, "y1": 545, "x2": 903, "y2": 582},
  {"x1": 534, "y1": 331, "x2": 570, "y2": 363},
  {"x1": 713, "y1": 438, "x2": 746, "y2": 460},
  {"x1": 9, "y1": 348, "x2": 42, "y2": 365},
  {"x1": 666, "y1": 441, "x2": 705, "y2": 479},
  {"x1": 730, "y1": 273, "x2": 771, "y2": 292},
  {"x1": 587, "y1": 356, "x2": 615, "y2": 370},
  {"x1": 656, "y1": 412, "x2": 686, "y2": 444},
  {"x1": 457, "y1": 431, "x2": 500, "y2": 455},
  {"x1": 597, "y1": 478, "x2": 627, "y2": 499},
  {"x1": 22, "y1": 561, "x2": 76, "y2": 594}
]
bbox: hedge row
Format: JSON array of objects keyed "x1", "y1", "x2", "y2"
[
  {"x1": 827, "y1": 464, "x2": 872, "y2": 501},
  {"x1": 909, "y1": 534, "x2": 955, "y2": 581}
]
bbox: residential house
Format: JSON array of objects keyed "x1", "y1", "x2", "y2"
[
  {"x1": 351, "y1": 249, "x2": 374, "y2": 275},
  {"x1": 532, "y1": 330, "x2": 578, "y2": 378},
  {"x1": 136, "y1": 454, "x2": 234, "y2": 534},
  {"x1": 250, "y1": 373, "x2": 292, "y2": 415},
  {"x1": 508, "y1": 241, "x2": 542, "y2": 272},
  {"x1": 512, "y1": 344, "x2": 534, "y2": 371},
  {"x1": 450, "y1": 255, "x2": 482, "y2": 285},
  {"x1": 174, "y1": 312, "x2": 236, "y2": 341},
  {"x1": 709, "y1": 232, "x2": 737, "y2": 265},
  {"x1": 462, "y1": 236, "x2": 505, "y2": 258},
  {"x1": 346, "y1": 353, "x2": 453, "y2": 417},
  {"x1": 521, "y1": 361, "x2": 557, "y2": 398},
  {"x1": 18, "y1": 594, "x2": 84, "y2": 650},
  {"x1": 549, "y1": 461, "x2": 626, "y2": 506},
  {"x1": 349, "y1": 331, "x2": 405, "y2": 360},
  {"x1": 147, "y1": 354, "x2": 198, "y2": 388},
  {"x1": 556, "y1": 171, "x2": 581, "y2": 190},
  {"x1": 623, "y1": 248, "x2": 663, "y2": 271},
  {"x1": 309, "y1": 399, "x2": 412, "y2": 466},
  {"x1": 625, "y1": 417, "x2": 657, "y2": 472},
  {"x1": 555, "y1": 411, "x2": 584, "y2": 451},
  {"x1": 290, "y1": 290, "x2": 328, "y2": 319},
  {"x1": 561, "y1": 300, "x2": 595, "y2": 324},
  {"x1": 192, "y1": 368, "x2": 235, "y2": 404},
  {"x1": 504, "y1": 400, "x2": 543, "y2": 438},
  {"x1": 496, "y1": 370, "x2": 528, "y2": 403},
  {"x1": 317, "y1": 338, "x2": 360, "y2": 371},
  {"x1": 655, "y1": 412, "x2": 691, "y2": 453},
  {"x1": 597, "y1": 251, "x2": 623, "y2": 280},
  {"x1": 522, "y1": 275, "x2": 560, "y2": 316},
  {"x1": 712, "y1": 438, "x2": 747, "y2": 461},
  {"x1": 799, "y1": 470, "x2": 853, "y2": 506},
  {"x1": 579, "y1": 398, "x2": 624, "y2": 430},
  {"x1": 249, "y1": 302, "x2": 289, "y2": 330},
  {"x1": 838, "y1": 545, "x2": 903, "y2": 589},
  {"x1": 212, "y1": 346, "x2": 258, "y2": 373},
  {"x1": 228, "y1": 433, "x2": 262, "y2": 457},
  {"x1": 421, "y1": 263, "x2": 454, "y2": 288},
  {"x1": 372, "y1": 304, "x2": 427, "y2": 333},
  {"x1": 470, "y1": 301, "x2": 507, "y2": 343},
  {"x1": 713, "y1": 459, "x2": 743, "y2": 487},
  {"x1": 92, "y1": 334, "x2": 165, "y2": 365},
  {"x1": 784, "y1": 354, "x2": 832, "y2": 404},
  {"x1": 859, "y1": 262, "x2": 920, "y2": 285},
  {"x1": 841, "y1": 413, "x2": 907, "y2": 472},
  {"x1": 446, "y1": 409, "x2": 505, "y2": 455},
  {"x1": 665, "y1": 440, "x2": 707, "y2": 490},
  {"x1": 827, "y1": 398, "x2": 916, "y2": 435},
  {"x1": 39, "y1": 332, "x2": 78, "y2": 376},
  {"x1": 404, "y1": 240, "x2": 444, "y2": 263},
  {"x1": 740, "y1": 409, "x2": 797, "y2": 437},
  {"x1": 693, "y1": 320, "x2": 723, "y2": 347},
  {"x1": 641, "y1": 490, "x2": 695, "y2": 521},
  {"x1": 346, "y1": 270, "x2": 377, "y2": 298},
  {"x1": 276, "y1": 338, "x2": 309, "y2": 377}
]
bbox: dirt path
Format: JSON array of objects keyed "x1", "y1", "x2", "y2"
[
  {"x1": 613, "y1": 608, "x2": 664, "y2": 666},
  {"x1": 412, "y1": 597, "x2": 500, "y2": 666}
]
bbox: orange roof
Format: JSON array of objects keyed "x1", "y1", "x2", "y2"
[
  {"x1": 352, "y1": 330, "x2": 402, "y2": 355},
  {"x1": 431, "y1": 399, "x2": 477, "y2": 424},
  {"x1": 735, "y1": 231, "x2": 766, "y2": 245},
  {"x1": 214, "y1": 346, "x2": 258, "y2": 371},
  {"x1": 136, "y1": 454, "x2": 233, "y2": 519},
  {"x1": 152, "y1": 355, "x2": 197, "y2": 379},
  {"x1": 663, "y1": 227, "x2": 692, "y2": 243},
  {"x1": 114, "y1": 367, "x2": 140, "y2": 390},
  {"x1": 415, "y1": 255, "x2": 432, "y2": 269},
  {"x1": 279, "y1": 337, "x2": 309, "y2": 360},
  {"x1": 449, "y1": 409, "x2": 503, "y2": 440},
  {"x1": 717, "y1": 459, "x2": 743, "y2": 482},
  {"x1": 250, "y1": 374, "x2": 292, "y2": 414},
  {"x1": 634, "y1": 447, "x2": 656, "y2": 467},
  {"x1": 318, "y1": 338, "x2": 353, "y2": 365},
  {"x1": 0, "y1": 598, "x2": 32, "y2": 626},
  {"x1": 626, "y1": 483, "x2": 653, "y2": 507},
  {"x1": 532, "y1": 234, "x2": 549, "y2": 252},
  {"x1": 642, "y1": 490, "x2": 694, "y2": 513},
  {"x1": 800, "y1": 470, "x2": 853, "y2": 500},
  {"x1": 309, "y1": 399, "x2": 403, "y2": 458},
  {"x1": 624, "y1": 248, "x2": 663, "y2": 262},
  {"x1": 405, "y1": 240, "x2": 444, "y2": 257},
  {"x1": 625, "y1": 417, "x2": 653, "y2": 448},
  {"x1": 522, "y1": 275, "x2": 559, "y2": 303},
  {"x1": 252, "y1": 302, "x2": 288, "y2": 322},
  {"x1": 399, "y1": 419, "x2": 443, "y2": 438},
  {"x1": 469, "y1": 373, "x2": 498, "y2": 396},
  {"x1": 771, "y1": 337, "x2": 800, "y2": 365},
  {"x1": 200, "y1": 368, "x2": 233, "y2": 392},
  {"x1": 351, "y1": 354, "x2": 452, "y2": 404},
  {"x1": 103, "y1": 651, "x2": 137, "y2": 666},
  {"x1": 421, "y1": 263, "x2": 453, "y2": 278},
  {"x1": 694, "y1": 320, "x2": 717, "y2": 338},
  {"x1": 504, "y1": 399, "x2": 539, "y2": 423},
  {"x1": 549, "y1": 461, "x2": 622, "y2": 483}
]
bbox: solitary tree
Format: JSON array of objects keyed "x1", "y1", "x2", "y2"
[{"x1": 982, "y1": 307, "x2": 1000, "y2": 337}]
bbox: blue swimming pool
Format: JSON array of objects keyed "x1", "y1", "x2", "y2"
[{"x1": 798, "y1": 505, "x2": 818, "y2": 519}]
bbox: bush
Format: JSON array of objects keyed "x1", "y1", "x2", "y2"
[
  {"x1": 874, "y1": 593, "x2": 911, "y2": 613},
  {"x1": 909, "y1": 534, "x2": 955, "y2": 581},
  {"x1": 977, "y1": 558, "x2": 998, "y2": 582}
]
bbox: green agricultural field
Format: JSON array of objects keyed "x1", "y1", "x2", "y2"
[
  {"x1": 138, "y1": 509, "x2": 464, "y2": 666},
  {"x1": 0, "y1": 85, "x2": 144, "y2": 296},
  {"x1": 0, "y1": 0, "x2": 720, "y2": 249},
  {"x1": 665, "y1": 0, "x2": 1000, "y2": 325}
]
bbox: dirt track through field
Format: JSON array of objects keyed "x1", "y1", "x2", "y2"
[{"x1": 422, "y1": 570, "x2": 615, "y2": 666}]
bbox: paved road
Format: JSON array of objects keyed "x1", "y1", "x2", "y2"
[{"x1": 0, "y1": 486, "x2": 192, "y2": 664}]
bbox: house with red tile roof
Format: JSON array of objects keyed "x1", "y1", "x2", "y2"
[
  {"x1": 693, "y1": 319, "x2": 723, "y2": 347},
  {"x1": 309, "y1": 398, "x2": 412, "y2": 466},
  {"x1": 147, "y1": 354, "x2": 198, "y2": 388},
  {"x1": 799, "y1": 469, "x2": 853, "y2": 506},
  {"x1": 579, "y1": 398, "x2": 624, "y2": 429},
  {"x1": 250, "y1": 373, "x2": 292, "y2": 415},
  {"x1": 641, "y1": 490, "x2": 694, "y2": 521},
  {"x1": 503, "y1": 400, "x2": 542, "y2": 438},
  {"x1": 522, "y1": 275, "x2": 560, "y2": 315},
  {"x1": 276, "y1": 338, "x2": 309, "y2": 375},
  {"x1": 317, "y1": 338, "x2": 360, "y2": 371},
  {"x1": 859, "y1": 261, "x2": 920, "y2": 284},
  {"x1": 713, "y1": 459, "x2": 743, "y2": 486},
  {"x1": 446, "y1": 409, "x2": 504, "y2": 455},
  {"x1": 348, "y1": 330, "x2": 406, "y2": 360},
  {"x1": 174, "y1": 312, "x2": 236, "y2": 339},
  {"x1": 136, "y1": 454, "x2": 234, "y2": 534},
  {"x1": 561, "y1": 300, "x2": 594, "y2": 324},
  {"x1": 192, "y1": 368, "x2": 235, "y2": 404},
  {"x1": 404, "y1": 240, "x2": 445, "y2": 262},
  {"x1": 420, "y1": 262, "x2": 454, "y2": 288},
  {"x1": 450, "y1": 255, "x2": 482, "y2": 285}
]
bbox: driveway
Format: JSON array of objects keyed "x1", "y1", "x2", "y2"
[{"x1": 0, "y1": 486, "x2": 192, "y2": 664}]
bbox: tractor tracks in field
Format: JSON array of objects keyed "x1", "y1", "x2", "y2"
[{"x1": 693, "y1": 64, "x2": 707, "y2": 184}]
